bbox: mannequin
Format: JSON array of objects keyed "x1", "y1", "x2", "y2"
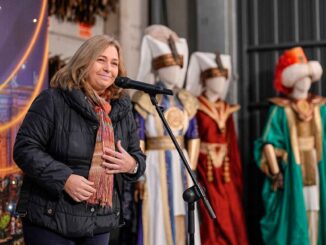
[
  {"x1": 254, "y1": 47, "x2": 326, "y2": 245},
  {"x1": 133, "y1": 25, "x2": 200, "y2": 245},
  {"x1": 204, "y1": 77, "x2": 226, "y2": 102},
  {"x1": 186, "y1": 52, "x2": 248, "y2": 245}
]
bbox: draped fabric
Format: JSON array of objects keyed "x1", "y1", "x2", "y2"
[
  {"x1": 87, "y1": 93, "x2": 115, "y2": 207},
  {"x1": 254, "y1": 104, "x2": 326, "y2": 245},
  {"x1": 135, "y1": 91, "x2": 200, "y2": 245},
  {"x1": 196, "y1": 98, "x2": 248, "y2": 245}
]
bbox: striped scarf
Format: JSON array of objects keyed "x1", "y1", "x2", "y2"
[{"x1": 87, "y1": 92, "x2": 115, "y2": 207}]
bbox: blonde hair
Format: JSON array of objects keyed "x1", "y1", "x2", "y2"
[{"x1": 50, "y1": 35, "x2": 126, "y2": 99}]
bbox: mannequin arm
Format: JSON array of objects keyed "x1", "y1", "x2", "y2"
[
  {"x1": 263, "y1": 144, "x2": 284, "y2": 191},
  {"x1": 187, "y1": 138, "x2": 200, "y2": 170},
  {"x1": 263, "y1": 144, "x2": 280, "y2": 175},
  {"x1": 134, "y1": 139, "x2": 146, "y2": 202},
  {"x1": 139, "y1": 140, "x2": 145, "y2": 153}
]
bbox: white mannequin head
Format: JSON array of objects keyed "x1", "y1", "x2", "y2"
[
  {"x1": 136, "y1": 25, "x2": 188, "y2": 89},
  {"x1": 290, "y1": 77, "x2": 312, "y2": 100},
  {"x1": 275, "y1": 47, "x2": 323, "y2": 99},
  {"x1": 204, "y1": 76, "x2": 227, "y2": 102},
  {"x1": 157, "y1": 65, "x2": 183, "y2": 89},
  {"x1": 281, "y1": 61, "x2": 322, "y2": 100},
  {"x1": 186, "y1": 52, "x2": 231, "y2": 102}
]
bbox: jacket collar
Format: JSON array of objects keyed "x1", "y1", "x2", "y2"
[
  {"x1": 60, "y1": 88, "x2": 131, "y2": 124},
  {"x1": 109, "y1": 93, "x2": 131, "y2": 123}
]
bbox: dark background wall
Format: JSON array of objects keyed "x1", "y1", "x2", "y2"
[
  {"x1": 238, "y1": 0, "x2": 326, "y2": 244},
  {"x1": 148, "y1": 0, "x2": 326, "y2": 244}
]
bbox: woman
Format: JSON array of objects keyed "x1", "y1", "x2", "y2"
[{"x1": 13, "y1": 35, "x2": 146, "y2": 245}]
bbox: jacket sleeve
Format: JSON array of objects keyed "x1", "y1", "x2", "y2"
[
  {"x1": 13, "y1": 89, "x2": 73, "y2": 197},
  {"x1": 121, "y1": 109, "x2": 146, "y2": 181}
]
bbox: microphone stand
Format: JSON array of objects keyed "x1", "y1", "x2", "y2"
[{"x1": 148, "y1": 93, "x2": 216, "y2": 245}]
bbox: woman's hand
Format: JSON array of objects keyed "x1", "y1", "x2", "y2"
[
  {"x1": 102, "y1": 140, "x2": 137, "y2": 174},
  {"x1": 64, "y1": 174, "x2": 97, "y2": 202}
]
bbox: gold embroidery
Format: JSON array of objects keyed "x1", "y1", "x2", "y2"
[
  {"x1": 146, "y1": 136, "x2": 184, "y2": 150},
  {"x1": 164, "y1": 106, "x2": 186, "y2": 131},
  {"x1": 287, "y1": 102, "x2": 323, "y2": 186},
  {"x1": 200, "y1": 142, "x2": 227, "y2": 168},
  {"x1": 291, "y1": 99, "x2": 314, "y2": 121},
  {"x1": 142, "y1": 182, "x2": 150, "y2": 245},
  {"x1": 296, "y1": 119, "x2": 317, "y2": 186},
  {"x1": 177, "y1": 89, "x2": 199, "y2": 119},
  {"x1": 159, "y1": 151, "x2": 173, "y2": 245},
  {"x1": 132, "y1": 91, "x2": 156, "y2": 118},
  {"x1": 300, "y1": 149, "x2": 317, "y2": 186},
  {"x1": 152, "y1": 54, "x2": 184, "y2": 70},
  {"x1": 313, "y1": 105, "x2": 322, "y2": 162},
  {"x1": 269, "y1": 97, "x2": 291, "y2": 107},
  {"x1": 200, "y1": 67, "x2": 229, "y2": 81},
  {"x1": 223, "y1": 155, "x2": 231, "y2": 183},
  {"x1": 200, "y1": 142, "x2": 229, "y2": 182},
  {"x1": 298, "y1": 136, "x2": 315, "y2": 151},
  {"x1": 285, "y1": 107, "x2": 301, "y2": 164},
  {"x1": 273, "y1": 97, "x2": 325, "y2": 186},
  {"x1": 198, "y1": 96, "x2": 240, "y2": 132}
]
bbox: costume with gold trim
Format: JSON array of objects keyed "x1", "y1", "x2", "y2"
[
  {"x1": 254, "y1": 95, "x2": 326, "y2": 245},
  {"x1": 132, "y1": 86, "x2": 200, "y2": 245},
  {"x1": 196, "y1": 96, "x2": 248, "y2": 245}
]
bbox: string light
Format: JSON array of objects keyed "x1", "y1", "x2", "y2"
[
  {"x1": 0, "y1": 34, "x2": 48, "y2": 132},
  {"x1": 0, "y1": 0, "x2": 46, "y2": 91}
]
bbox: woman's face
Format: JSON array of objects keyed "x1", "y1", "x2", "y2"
[{"x1": 87, "y1": 45, "x2": 119, "y2": 94}]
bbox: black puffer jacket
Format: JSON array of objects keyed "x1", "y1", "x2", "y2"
[{"x1": 13, "y1": 88, "x2": 145, "y2": 237}]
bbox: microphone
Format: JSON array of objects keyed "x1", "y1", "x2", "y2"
[{"x1": 114, "y1": 77, "x2": 173, "y2": 95}]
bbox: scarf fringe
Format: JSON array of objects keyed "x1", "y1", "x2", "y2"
[
  {"x1": 87, "y1": 165, "x2": 114, "y2": 207},
  {"x1": 86, "y1": 92, "x2": 115, "y2": 208}
]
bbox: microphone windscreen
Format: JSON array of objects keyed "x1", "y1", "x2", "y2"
[{"x1": 114, "y1": 77, "x2": 130, "y2": 88}]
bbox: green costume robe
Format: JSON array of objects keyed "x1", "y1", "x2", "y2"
[{"x1": 254, "y1": 97, "x2": 326, "y2": 245}]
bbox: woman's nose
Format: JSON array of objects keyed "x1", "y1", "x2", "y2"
[{"x1": 103, "y1": 63, "x2": 110, "y2": 72}]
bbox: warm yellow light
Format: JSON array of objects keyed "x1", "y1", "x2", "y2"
[
  {"x1": 0, "y1": 34, "x2": 48, "y2": 133},
  {"x1": 0, "y1": 0, "x2": 46, "y2": 92}
]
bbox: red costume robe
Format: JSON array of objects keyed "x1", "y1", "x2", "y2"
[{"x1": 196, "y1": 96, "x2": 248, "y2": 245}]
